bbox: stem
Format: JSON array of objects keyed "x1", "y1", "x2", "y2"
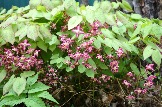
[{"x1": 117, "y1": 78, "x2": 126, "y2": 96}]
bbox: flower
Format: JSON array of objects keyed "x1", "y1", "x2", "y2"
[
  {"x1": 96, "y1": 54, "x2": 104, "y2": 62},
  {"x1": 134, "y1": 88, "x2": 143, "y2": 94},
  {"x1": 145, "y1": 64, "x2": 154, "y2": 71},
  {"x1": 116, "y1": 48, "x2": 124, "y2": 58},
  {"x1": 110, "y1": 60, "x2": 119, "y2": 73},
  {"x1": 123, "y1": 80, "x2": 131, "y2": 88},
  {"x1": 127, "y1": 72, "x2": 133, "y2": 77},
  {"x1": 72, "y1": 25, "x2": 84, "y2": 37},
  {"x1": 126, "y1": 95, "x2": 135, "y2": 100}
]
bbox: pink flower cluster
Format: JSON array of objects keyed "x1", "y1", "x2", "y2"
[
  {"x1": 89, "y1": 21, "x2": 102, "y2": 35},
  {"x1": 93, "y1": 74, "x2": 111, "y2": 83},
  {"x1": 110, "y1": 60, "x2": 119, "y2": 73},
  {"x1": 144, "y1": 75, "x2": 156, "y2": 87},
  {"x1": 58, "y1": 35, "x2": 74, "y2": 51},
  {"x1": 0, "y1": 40, "x2": 43, "y2": 72}
]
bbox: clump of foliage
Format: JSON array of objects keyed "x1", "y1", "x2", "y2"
[{"x1": 0, "y1": 0, "x2": 161, "y2": 106}]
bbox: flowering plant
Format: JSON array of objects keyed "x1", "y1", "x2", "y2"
[{"x1": 0, "y1": 0, "x2": 161, "y2": 106}]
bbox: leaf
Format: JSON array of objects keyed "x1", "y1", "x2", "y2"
[
  {"x1": 132, "y1": 22, "x2": 142, "y2": 37},
  {"x1": 27, "y1": 25, "x2": 39, "y2": 41},
  {"x1": 86, "y1": 69, "x2": 95, "y2": 78},
  {"x1": 37, "y1": 39, "x2": 47, "y2": 52},
  {"x1": 20, "y1": 71, "x2": 35, "y2": 78},
  {"x1": 120, "y1": 0, "x2": 133, "y2": 12},
  {"x1": 88, "y1": 58, "x2": 96, "y2": 69},
  {"x1": 105, "y1": 14, "x2": 116, "y2": 26},
  {"x1": 93, "y1": 39, "x2": 101, "y2": 49},
  {"x1": 3, "y1": 75, "x2": 16, "y2": 95},
  {"x1": 1, "y1": 26, "x2": 15, "y2": 44},
  {"x1": 29, "y1": 0, "x2": 41, "y2": 9},
  {"x1": 27, "y1": 73, "x2": 38, "y2": 86},
  {"x1": 66, "y1": 67, "x2": 73, "y2": 72},
  {"x1": 28, "y1": 82, "x2": 50, "y2": 93},
  {"x1": 78, "y1": 64, "x2": 86, "y2": 73},
  {"x1": 15, "y1": 26, "x2": 28, "y2": 40},
  {"x1": 49, "y1": 35, "x2": 60, "y2": 45},
  {"x1": 37, "y1": 91, "x2": 59, "y2": 104},
  {"x1": 0, "y1": 69, "x2": 6, "y2": 83},
  {"x1": 152, "y1": 49, "x2": 161, "y2": 67},
  {"x1": 39, "y1": 25, "x2": 51, "y2": 38},
  {"x1": 101, "y1": 29, "x2": 114, "y2": 38},
  {"x1": 128, "y1": 37, "x2": 140, "y2": 44},
  {"x1": 131, "y1": 14, "x2": 142, "y2": 20},
  {"x1": 143, "y1": 46, "x2": 153, "y2": 60},
  {"x1": 13, "y1": 77, "x2": 26, "y2": 96},
  {"x1": 141, "y1": 22, "x2": 152, "y2": 39},
  {"x1": 68, "y1": 15, "x2": 83, "y2": 30},
  {"x1": 24, "y1": 97, "x2": 46, "y2": 107},
  {"x1": 0, "y1": 95, "x2": 26, "y2": 107},
  {"x1": 116, "y1": 11, "x2": 129, "y2": 24},
  {"x1": 130, "y1": 63, "x2": 140, "y2": 75}
]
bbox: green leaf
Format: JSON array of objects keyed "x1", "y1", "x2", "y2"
[
  {"x1": 78, "y1": 64, "x2": 86, "y2": 73},
  {"x1": 68, "y1": 15, "x2": 83, "y2": 30},
  {"x1": 66, "y1": 67, "x2": 73, "y2": 72},
  {"x1": 143, "y1": 46, "x2": 153, "y2": 60},
  {"x1": 101, "y1": 29, "x2": 114, "y2": 38},
  {"x1": 3, "y1": 75, "x2": 16, "y2": 95},
  {"x1": 93, "y1": 39, "x2": 101, "y2": 49},
  {"x1": 116, "y1": 11, "x2": 129, "y2": 24},
  {"x1": 15, "y1": 26, "x2": 28, "y2": 40},
  {"x1": 141, "y1": 23, "x2": 152, "y2": 39},
  {"x1": 131, "y1": 14, "x2": 142, "y2": 20},
  {"x1": 120, "y1": 0, "x2": 133, "y2": 12},
  {"x1": 152, "y1": 49, "x2": 161, "y2": 67},
  {"x1": 88, "y1": 58, "x2": 96, "y2": 69},
  {"x1": 0, "y1": 95, "x2": 26, "y2": 107},
  {"x1": 49, "y1": 35, "x2": 60, "y2": 45},
  {"x1": 28, "y1": 82, "x2": 50, "y2": 93},
  {"x1": 27, "y1": 25, "x2": 39, "y2": 41},
  {"x1": 105, "y1": 14, "x2": 116, "y2": 26},
  {"x1": 39, "y1": 25, "x2": 51, "y2": 38},
  {"x1": 37, "y1": 91, "x2": 59, "y2": 104},
  {"x1": 13, "y1": 77, "x2": 26, "y2": 96},
  {"x1": 24, "y1": 97, "x2": 46, "y2": 107},
  {"x1": 20, "y1": 71, "x2": 35, "y2": 78},
  {"x1": 86, "y1": 69, "x2": 95, "y2": 78},
  {"x1": 1, "y1": 26, "x2": 15, "y2": 44},
  {"x1": 132, "y1": 22, "x2": 142, "y2": 37},
  {"x1": 37, "y1": 39, "x2": 47, "y2": 52},
  {"x1": 128, "y1": 37, "x2": 140, "y2": 44},
  {"x1": 0, "y1": 69, "x2": 6, "y2": 83},
  {"x1": 27, "y1": 73, "x2": 38, "y2": 86},
  {"x1": 130, "y1": 63, "x2": 140, "y2": 75},
  {"x1": 29, "y1": 0, "x2": 41, "y2": 9}
]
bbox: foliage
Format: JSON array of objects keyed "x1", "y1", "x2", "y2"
[
  {"x1": 0, "y1": 73, "x2": 58, "y2": 107},
  {"x1": 0, "y1": 0, "x2": 161, "y2": 106}
]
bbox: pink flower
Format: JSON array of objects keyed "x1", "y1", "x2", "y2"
[
  {"x1": 110, "y1": 60, "x2": 119, "y2": 73},
  {"x1": 96, "y1": 54, "x2": 104, "y2": 62},
  {"x1": 142, "y1": 89, "x2": 147, "y2": 94},
  {"x1": 126, "y1": 95, "x2": 135, "y2": 100},
  {"x1": 147, "y1": 75, "x2": 156, "y2": 81},
  {"x1": 145, "y1": 64, "x2": 154, "y2": 71},
  {"x1": 100, "y1": 74, "x2": 111, "y2": 82},
  {"x1": 72, "y1": 25, "x2": 84, "y2": 37},
  {"x1": 106, "y1": 54, "x2": 114, "y2": 59},
  {"x1": 144, "y1": 81, "x2": 153, "y2": 87},
  {"x1": 123, "y1": 80, "x2": 131, "y2": 88},
  {"x1": 116, "y1": 48, "x2": 124, "y2": 58},
  {"x1": 127, "y1": 72, "x2": 133, "y2": 77},
  {"x1": 19, "y1": 39, "x2": 31, "y2": 51},
  {"x1": 134, "y1": 88, "x2": 143, "y2": 94}
]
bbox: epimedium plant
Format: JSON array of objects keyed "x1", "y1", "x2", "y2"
[{"x1": 0, "y1": 0, "x2": 161, "y2": 106}]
